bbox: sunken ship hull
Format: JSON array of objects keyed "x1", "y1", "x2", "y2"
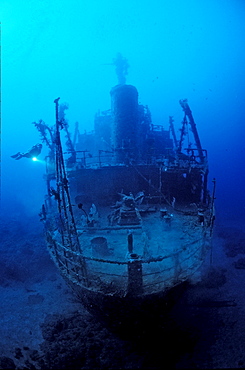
[{"x1": 41, "y1": 82, "x2": 215, "y2": 321}]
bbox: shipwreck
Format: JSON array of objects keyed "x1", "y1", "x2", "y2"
[{"x1": 36, "y1": 57, "x2": 215, "y2": 321}]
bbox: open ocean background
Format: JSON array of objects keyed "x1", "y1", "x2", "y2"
[{"x1": 1, "y1": 1, "x2": 245, "y2": 368}]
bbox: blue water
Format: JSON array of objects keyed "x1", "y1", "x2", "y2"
[{"x1": 1, "y1": 0, "x2": 245, "y2": 368}]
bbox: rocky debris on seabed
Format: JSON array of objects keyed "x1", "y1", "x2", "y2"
[
  {"x1": 1, "y1": 346, "x2": 47, "y2": 370},
  {"x1": 4, "y1": 306, "x2": 202, "y2": 370},
  {"x1": 233, "y1": 257, "x2": 245, "y2": 269},
  {"x1": 217, "y1": 226, "x2": 245, "y2": 257},
  {"x1": 3, "y1": 310, "x2": 144, "y2": 370},
  {"x1": 0, "y1": 356, "x2": 16, "y2": 369},
  {"x1": 196, "y1": 265, "x2": 227, "y2": 289},
  {"x1": 2, "y1": 215, "x2": 245, "y2": 368},
  {"x1": 39, "y1": 311, "x2": 142, "y2": 370}
]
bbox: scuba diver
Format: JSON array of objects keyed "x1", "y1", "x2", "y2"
[{"x1": 11, "y1": 143, "x2": 42, "y2": 160}]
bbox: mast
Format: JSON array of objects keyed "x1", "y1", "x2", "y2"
[
  {"x1": 54, "y1": 98, "x2": 88, "y2": 285},
  {"x1": 59, "y1": 103, "x2": 76, "y2": 166},
  {"x1": 72, "y1": 121, "x2": 79, "y2": 148},
  {"x1": 169, "y1": 116, "x2": 178, "y2": 149},
  {"x1": 113, "y1": 53, "x2": 129, "y2": 85},
  {"x1": 177, "y1": 114, "x2": 188, "y2": 155},
  {"x1": 179, "y1": 99, "x2": 205, "y2": 163}
]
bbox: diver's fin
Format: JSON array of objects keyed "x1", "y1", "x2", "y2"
[{"x1": 11, "y1": 152, "x2": 21, "y2": 158}]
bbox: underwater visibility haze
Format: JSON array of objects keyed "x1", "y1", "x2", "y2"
[
  {"x1": 1, "y1": 0, "x2": 245, "y2": 368},
  {"x1": 1, "y1": 0, "x2": 245, "y2": 220}
]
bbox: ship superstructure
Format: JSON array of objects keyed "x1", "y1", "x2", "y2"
[{"x1": 38, "y1": 62, "x2": 215, "y2": 319}]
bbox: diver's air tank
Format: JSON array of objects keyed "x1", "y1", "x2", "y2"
[{"x1": 110, "y1": 84, "x2": 139, "y2": 164}]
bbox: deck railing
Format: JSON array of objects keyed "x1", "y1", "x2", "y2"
[{"x1": 46, "y1": 229, "x2": 210, "y2": 296}]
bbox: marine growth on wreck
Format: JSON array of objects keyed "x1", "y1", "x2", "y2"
[{"x1": 36, "y1": 57, "x2": 215, "y2": 307}]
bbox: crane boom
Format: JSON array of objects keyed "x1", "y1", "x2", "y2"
[{"x1": 179, "y1": 99, "x2": 205, "y2": 163}]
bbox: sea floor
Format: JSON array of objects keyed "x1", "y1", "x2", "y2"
[{"x1": 0, "y1": 213, "x2": 245, "y2": 369}]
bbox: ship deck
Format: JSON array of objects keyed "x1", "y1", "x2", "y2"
[
  {"x1": 45, "y1": 198, "x2": 211, "y2": 297},
  {"x1": 68, "y1": 204, "x2": 210, "y2": 296},
  {"x1": 76, "y1": 205, "x2": 203, "y2": 260}
]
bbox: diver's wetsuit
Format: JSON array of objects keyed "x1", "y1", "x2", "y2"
[{"x1": 11, "y1": 144, "x2": 42, "y2": 160}]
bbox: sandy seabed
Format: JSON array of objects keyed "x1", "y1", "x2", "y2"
[{"x1": 1, "y1": 213, "x2": 245, "y2": 369}]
